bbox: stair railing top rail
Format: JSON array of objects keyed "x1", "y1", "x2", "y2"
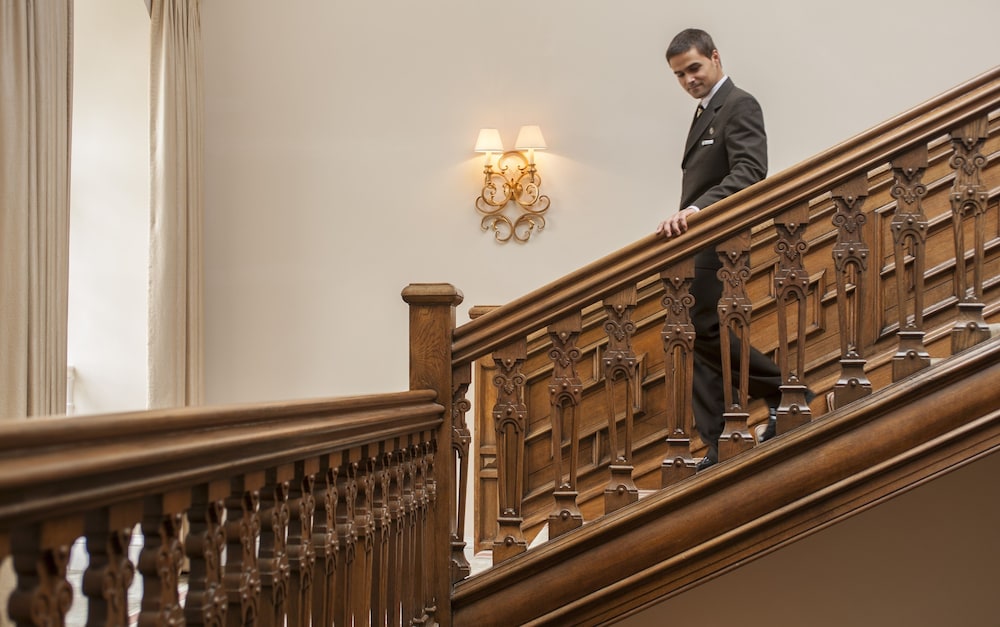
[
  {"x1": 452, "y1": 66, "x2": 1000, "y2": 365},
  {"x1": 0, "y1": 389, "x2": 443, "y2": 529}
]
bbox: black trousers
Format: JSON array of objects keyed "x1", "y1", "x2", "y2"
[{"x1": 690, "y1": 251, "x2": 782, "y2": 461}]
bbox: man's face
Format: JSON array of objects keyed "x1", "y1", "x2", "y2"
[{"x1": 668, "y1": 46, "x2": 723, "y2": 100}]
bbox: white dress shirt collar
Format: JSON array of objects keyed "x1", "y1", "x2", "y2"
[{"x1": 701, "y1": 75, "x2": 729, "y2": 109}]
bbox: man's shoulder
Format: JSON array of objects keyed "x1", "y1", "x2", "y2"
[{"x1": 722, "y1": 81, "x2": 760, "y2": 106}]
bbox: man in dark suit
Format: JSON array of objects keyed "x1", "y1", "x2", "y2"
[{"x1": 656, "y1": 28, "x2": 784, "y2": 470}]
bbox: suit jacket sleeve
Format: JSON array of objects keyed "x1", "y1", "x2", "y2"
[{"x1": 689, "y1": 91, "x2": 767, "y2": 211}]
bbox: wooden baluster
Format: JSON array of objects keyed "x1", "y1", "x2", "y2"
[
  {"x1": 370, "y1": 451, "x2": 391, "y2": 626},
  {"x1": 9, "y1": 525, "x2": 73, "y2": 627},
  {"x1": 223, "y1": 476, "x2": 262, "y2": 627},
  {"x1": 949, "y1": 115, "x2": 992, "y2": 353},
  {"x1": 547, "y1": 312, "x2": 584, "y2": 539},
  {"x1": 311, "y1": 462, "x2": 338, "y2": 627},
  {"x1": 660, "y1": 259, "x2": 698, "y2": 485},
  {"x1": 82, "y1": 509, "x2": 135, "y2": 626},
  {"x1": 353, "y1": 454, "x2": 375, "y2": 627},
  {"x1": 601, "y1": 287, "x2": 640, "y2": 512},
  {"x1": 386, "y1": 450, "x2": 404, "y2": 627},
  {"x1": 334, "y1": 459, "x2": 358, "y2": 626},
  {"x1": 137, "y1": 496, "x2": 186, "y2": 626},
  {"x1": 773, "y1": 204, "x2": 814, "y2": 433},
  {"x1": 421, "y1": 438, "x2": 438, "y2": 625},
  {"x1": 831, "y1": 174, "x2": 874, "y2": 408},
  {"x1": 491, "y1": 338, "x2": 529, "y2": 564},
  {"x1": 258, "y1": 469, "x2": 291, "y2": 627},
  {"x1": 890, "y1": 146, "x2": 933, "y2": 380},
  {"x1": 717, "y1": 231, "x2": 755, "y2": 461},
  {"x1": 286, "y1": 462, "x2": 316, "y2": 627},
  {"x1": 411, "y1": 444, "x2": 429, "y2": 625},
  {"x1": 450, "y1": 363, "x2": 473, "y2": 583},
  {"x1": 400, "y1": 449, "x2": 416, "y2": 625},
  {"x1": 185, "y1": 484, "x2": 228, "y2": 625}
]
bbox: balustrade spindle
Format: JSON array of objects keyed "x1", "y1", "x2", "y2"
[
  {"x1": 717, "y1": 231, "x2": 755, "y2": 461},
  {"x1": 450, "y1": 363, "x2": 473, "y2": 582},
  {"x1": 370, "y1": 452, "x2": 391, "y2": 626},
  {"x1": 9, "y1": 526, "x2": 73, "y2": 627},
  {"x1": 335, "y1": 459, "x2": 358, "y2": 626},
  {"x1": 773, "y1": 205, "x2": 814, "y2": 433},
  {"x1": 311, "y1": 463, "x2": 337, "y2": 627},
  {"x1": 258, "y1": 471, "x2": 291, "y2": 627},
  {"x1": 601, "y1": 287, "x2": 640, "y2": 512},
  {"x1": 386, "y1": 451, "x2": 404, "y2": 627},
  {"x1": 224, "y1": 478, "x2": 262, "y2": 627},
  {"x1": 491, "y1": 338, "x2": 529, "y2": 564},
  {"x1": 286, "y1": 464, "x2": 316, "y2": 627},
  {"x1": 890, "y1": 146, "x2": 933, "y2": 380},
  {"x1": 137, "y1": 497, "x2": 185, "y2": 626},
  {"x1": 831, "y1": 174, "x2": 874, "y2": 408},
  {"x1": 409, "y1": 446, "x2": 427, "y2": 625},
  {"x1": 949, "y1": 115, "x2": 993, "y2": 353},
  {"x1": 353, "y1": 456, "x2": 376, "y2": 626},
  {"x1": 547, "y1": 313, "x2": 584, "y2": 539},
  {"x1": 421, "y1": 440, "x2": 439, "y2": 625},
  {"x1": 82, "y1": 509, "x2": 134, "y2": 626},
  {"x1": 184, "y1": 484, "x2": 228, "y2": 626},
  {"x1": 659, "y1": 259, "x2": 698, "y2": 485},
  {"x1": 400, "y1": 449, "x2": 417, "y2": 624}
]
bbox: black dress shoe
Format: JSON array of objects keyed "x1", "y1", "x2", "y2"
[
  {"x1": 760, "y1": 389, "x2": 817, "y2": 443},
  {"x1": 759, "y1": 410, "x2": 778, "y2": 443},
  {"x1": 696, "y1": 455, "x2": 717, "y2": 472}
]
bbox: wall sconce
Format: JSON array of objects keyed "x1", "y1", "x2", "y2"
[{"x1": 474, "y1": 125, "x2": 550, "y2": 243}]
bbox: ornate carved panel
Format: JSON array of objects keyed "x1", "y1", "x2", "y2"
[
  {"x1": 890, "y1": 145, "x2": 932, "y2": 380},
  {"x1": 659, "y1": 259, "x2": 697, "y2": 484},
  {"x1": 717, "y1": 231, "x2": 755, "y2": 461},
  {"x1": 83, "y1": 509, "x2": 135, "y2": 626},
  {"x1": 602, "y1": 287, "x2": 640, "y2": 511},
  {"x1": 224, "y1": 480, "x2": 261, "y2": 627},
  {"x1": 547, "y1": 313, "x2": 584, "y2": 538}
]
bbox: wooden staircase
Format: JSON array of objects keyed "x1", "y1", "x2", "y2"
[
  {"x1": 449, "y1": 66, "x2": 1000, "y2": 624},
  {"x1": 453, "y1": 336, "x2": 1000, "y2": 625},
  {"x1": 1, "y1": 67, "x2": 998, "y2": 627}
]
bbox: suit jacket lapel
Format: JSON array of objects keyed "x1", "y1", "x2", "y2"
[{"x1": 682, "y1": 79, "x2": 735, "y2": 163}]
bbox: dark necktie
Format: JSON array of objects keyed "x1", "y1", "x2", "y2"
[{"x1": 690, "y1": 104, "x2": 704, "y2": 131}]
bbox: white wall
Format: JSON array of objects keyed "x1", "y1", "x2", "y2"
[
  {"x1": 68, "y1": 0, "x2": 150, "y2": 415},
  {"x1": 199, "y1": 0, "x2": 1000, "y2": 404}
]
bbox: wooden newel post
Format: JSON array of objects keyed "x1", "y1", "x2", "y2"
[{"x1": 401, "y1": 283, "x2": 463, "y2": 627}]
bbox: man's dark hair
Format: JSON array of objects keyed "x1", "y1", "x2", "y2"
[{"x1": 666, "y1": 28, "x2": 716, "y2": 61}]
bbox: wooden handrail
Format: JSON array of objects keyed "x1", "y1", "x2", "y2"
[
  {"x1": 0, "y1": 390, "x2": 442, "y2": 524},
  {"x1": 452, "y1": 66, "x2": 1000, "y2": 365}
]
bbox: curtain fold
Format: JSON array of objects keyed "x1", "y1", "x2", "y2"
[
  {"x1": 149, "y1": 0, "x2": 204, "y2": 408},
  {"x1": 0, "y1": 0, "x2": 73, "y2": 419}
]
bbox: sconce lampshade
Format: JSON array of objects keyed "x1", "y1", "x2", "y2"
[
  {"x1": 474, "y1": 128, "x2": 504, "y2": 153},
  {"x1": 514, "y1": 125, "x2": 547, "y2": 151}
]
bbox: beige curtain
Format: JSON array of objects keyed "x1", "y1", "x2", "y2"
[
  {"x1": 149, "y1": 0, "x2": 204, "y2": 408},
  {"x1": 0, "y1": 1, "x2": 73, "y2": 420}
]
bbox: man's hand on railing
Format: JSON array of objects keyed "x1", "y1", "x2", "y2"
[{"x1": 656, "y1": 206, "x2": 699, "y2": 238}]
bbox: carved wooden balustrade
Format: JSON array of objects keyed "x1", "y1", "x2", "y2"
[
  {"x1": 0, "y1": 389, "x2": 450, "y2": 627},
  {"x1": 451, "y1": 67, "x2": 1000, "y2": 562}
]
